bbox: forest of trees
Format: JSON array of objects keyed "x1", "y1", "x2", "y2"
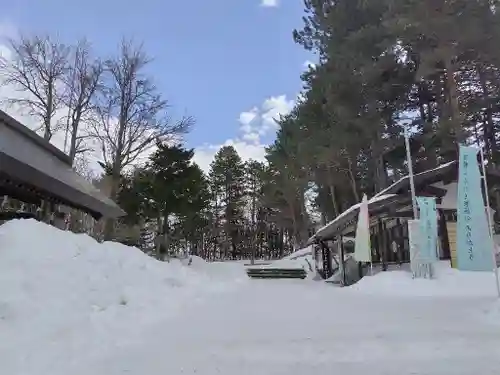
[
  {"x1": 3, "y1": 0, "x2": 500, "y2": 261},
  {"x1": 276, "y1": 0, "x2": 500, "y2": 245}
]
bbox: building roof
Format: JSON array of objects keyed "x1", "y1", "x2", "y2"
[
  {"x1": 307, "y1": 194, "x2": 411, "y2": 245},
  {"x1": 0, "y1": 110, "x2": 125, "y2": 219},
  {"x1": 375, "y1": 158, "x2": 500, "y2": 198},
  {"x1": 374, "y1": 161, "x2": 458, "y2": 198},
  {"x1": 309, "y1": 158, "x2": 500, "y2": 245}
]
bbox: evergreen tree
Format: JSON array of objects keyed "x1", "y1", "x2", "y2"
[
  {"x1": 147, "y1": 143, "x2": 209, "y2": 259},
  {"x1": 244, "y1": 160, "x2": 266, "y2": 263},
  {"x1": 209, "y1": 146, "x2": 246, "y2": 260}
]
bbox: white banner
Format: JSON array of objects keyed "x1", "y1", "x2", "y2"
[
  {"x1": 354, "y1": 194, "x2": 371, "y2": 262},
  {"x1": 408, "y1": 219, "x2": 421, "y2": 276},
  {"x1": 408, "y1": 219, "x2": 432, "y2": 278}
]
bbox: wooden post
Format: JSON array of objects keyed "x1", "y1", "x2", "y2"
[
  {"x1": 378, "y1": 219, "x2": 388, "y2": 271},
  {"x1": 339, "y1": 235, "x2": 346, "y2": 285},
  {"x1": 438, "y1": 209, "x2": 450, "y2": 260}
]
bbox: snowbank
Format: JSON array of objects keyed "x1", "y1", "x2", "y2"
[
  {"x1": 349, "y1": 261, "x2": 500, "y2": 298},
  {"x1": 0, "y1": 219, "x2": 246, "y2": 373},
  {"x1": 247, "y1": 246, "x2": 315, "y2": 272},
  {"x1": 282, "y1": 246, "x2": 313, "y2": 261}
]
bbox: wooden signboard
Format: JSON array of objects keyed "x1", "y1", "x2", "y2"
[{"x1": 447, "y1": 222, "x2": 457, "y2": 268}]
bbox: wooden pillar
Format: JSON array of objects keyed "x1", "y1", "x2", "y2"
[
  {"x1": 396, "y1": 218, "x2": 403, "y2": 264},
  {"x1": 378, "y1": 219, "x2": 387, "y2": 271},
  {"x1": 387, "y1": 221, "x2": 394, "y2": 263},
  {"x1": 438, "y1": 209, "x2": 450, "y2": 260},
  {"x1": 339, "y1": 235, "x2": 346, "y2": 285}
]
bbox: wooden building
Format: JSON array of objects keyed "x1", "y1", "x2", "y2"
[
  {"x1": 0, "y1": 110, "x2": 125, "y2": 223},
  {"x1": 308, "y1": 160, "x2": 500, "y2": 282}
]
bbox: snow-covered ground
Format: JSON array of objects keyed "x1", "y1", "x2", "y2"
[
  {"x1": 0, "y1": 219, "x2": 246, "y2": 374},
  {"x1": 73, "y1": 279, "x2": 500, "y2": 375},
  {"x1": 2, "y1": 220, "x2": 500, "y2": 374}
]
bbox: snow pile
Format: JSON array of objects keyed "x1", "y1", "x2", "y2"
[
  {"x1": 189, "y1": 255, "x2": 247, "y2": 281},
  {"x1": 0, "y1": 219, "x2": 245, "y2": 373},
  {"x1": 282, "y1": 246, "x2": 313, "y2": 260},
  {"x1": 256, "y1": 246, "x2": 315, "y2": 271},
  {"x1": 349, "y1": 261, "x2": 500, "y2": 297}
]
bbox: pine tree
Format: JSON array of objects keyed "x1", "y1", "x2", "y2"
[
  {"x1": 245, "y1": 160, "x2": 265, "y2": 263},
  {"x1": 209, "y1": 146, "x2": 246, "y2": 260}
]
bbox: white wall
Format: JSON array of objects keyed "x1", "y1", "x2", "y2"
[
  {"x1": 432, "y1": 181, "x2": 495, "y2": 215},
  {"x1": 432, "y1": 182, "x2": 458, "y2": 210}
]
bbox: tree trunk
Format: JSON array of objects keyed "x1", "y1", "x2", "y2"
[
  {"x1": 327, "y1": 167, "x2": 340, "y2": 217},
  {"x1": 478, "y1": 66, "x2": 499, "y2": 165},
  {"x1": 103, "y1": 109, "x2": 128, "y2": 241},
  {"x1": 103, "y1": 173, "x2": 120, "y2": 241},
  {"x1": 444, "y1": 56, "x2": 464, "y2": 145},
  {"x1": 371, "y1": 136, "x2": 388, "y2": 192},
  {"x1": 68, "y1": 110, "x2": 83, "y2": 164},
  {"x1": 44, "y1": 80, "x2": 54, "y2": 140},
  {"x1": 418, "y1": 82, "x2": 438, "y2": 168},
  {"x1": 346, "y1": 155, "x2": 360, "y2": 202}
]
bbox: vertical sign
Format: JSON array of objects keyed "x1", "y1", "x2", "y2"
[
  {"x1": 354, "y1": 194, "x2": 372, "y2": 262},
  {"x1": 430, "y1": 199, "x2": 439, "y2": 260},
  {"x1": 416, "y1": 197, "x2": 438, "y2": 263},
  {"x1": 457, "y1": 145, "x2": 493, "y2": 271},
  {"x1": 408, "y1": 219, "x2": 421, "y2": 277},
  {"x1": 321, "y1": 243, "x2": 333, "y2": 278}
]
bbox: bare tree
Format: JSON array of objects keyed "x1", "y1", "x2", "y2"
[
  {"x1": 0, "y1": 34, "x2": 69, "y2": 140},
  {"x1": 73, "y1": 153, "x2": 98, "y2": 182},
  {"x1": 89, "y1": 39, "x2": 192, "y2": 239},
  {"x1": 63, "y1": 39, "x2": 103, "y2": 163}
]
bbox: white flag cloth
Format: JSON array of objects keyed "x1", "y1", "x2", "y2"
[{"x1": 354, "y1": 194, "x2": 372, "y2": 262}]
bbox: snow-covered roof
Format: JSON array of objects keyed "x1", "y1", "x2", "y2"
[
  {"x1": 374, "y1": 161, "x2": 457, "y2": 198},
  {"x1": 307, "y1": 194, "x2": 404, "y2": 244},
  {"x1": 0, "y1": 110, "x2": 125, "y2": 219}
]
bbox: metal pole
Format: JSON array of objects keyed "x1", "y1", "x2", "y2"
[
  {"x1": 404, "y1": 125, "x2": 430, "y2": 277},
  {"x1": 479, "y1": 147, "x2": 500, "y2": 298},
  {"x1": 404, "y1": 126, "x2": 418, "y2": 219}
]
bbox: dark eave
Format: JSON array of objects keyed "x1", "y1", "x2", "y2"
[
  {"x1": 0, "y1": 110, "x2": 125, "y2": 219},
  {"x1": 0, "y1": 110, "x2": 72, "y2": 165},
  {"x1": 378, "y1": 159, "x2": 500, "y2": 198},
  {"x1": 375, "y1": 161, "x2": 458, "y2": 198}
]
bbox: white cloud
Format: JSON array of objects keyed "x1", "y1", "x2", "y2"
[
  {"x1": 303, "y1": 60, "x2": 316, "y2": 70},
  {"x1": 260, "y1": 95, "x2": 294, "y2": 131},
  {"x1": 238, "y1": 108, "x2": 258, "y2": 127},
  {"x1": 194, "y1": 94, "x2": 294, "y2": 172},
  {"x1": 260, "y1": 0, "x2": 279, "y2": 7},
  {"x1": 193, "y1": 140, "x2": 267, "y2": 173},
  {"x1": 242, "y1": 132, "x2": 260, "y2": 144}
]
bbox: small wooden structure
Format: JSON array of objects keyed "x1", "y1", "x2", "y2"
[
  {"x1": 308, "y1": 160, "x2": 500, "y2": 284},
  {"x1": 308, "y1": 194, "x2": 412, "y2": 283},
  {"x1": 0, "y1": 110, "x2": 125, "y2": 223}
]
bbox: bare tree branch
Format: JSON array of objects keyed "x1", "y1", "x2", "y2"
[
  {"x1": 61, "y1": 38, "x2": 103, "y2": 163},
  {"x1": 0, "y1": 34, "x2": 70, "y2": 140},
  {"x1": 88, "y1": 38, "x2": 192, "y2": 240}
]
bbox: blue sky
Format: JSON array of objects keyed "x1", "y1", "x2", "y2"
[{"x1": 1, "y1": 0, "x2": 314, "y2": 170}]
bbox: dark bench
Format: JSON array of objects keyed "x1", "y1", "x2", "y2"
[{"x1": 246, "y1": 267, "x2": 307, "y2": 279}]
